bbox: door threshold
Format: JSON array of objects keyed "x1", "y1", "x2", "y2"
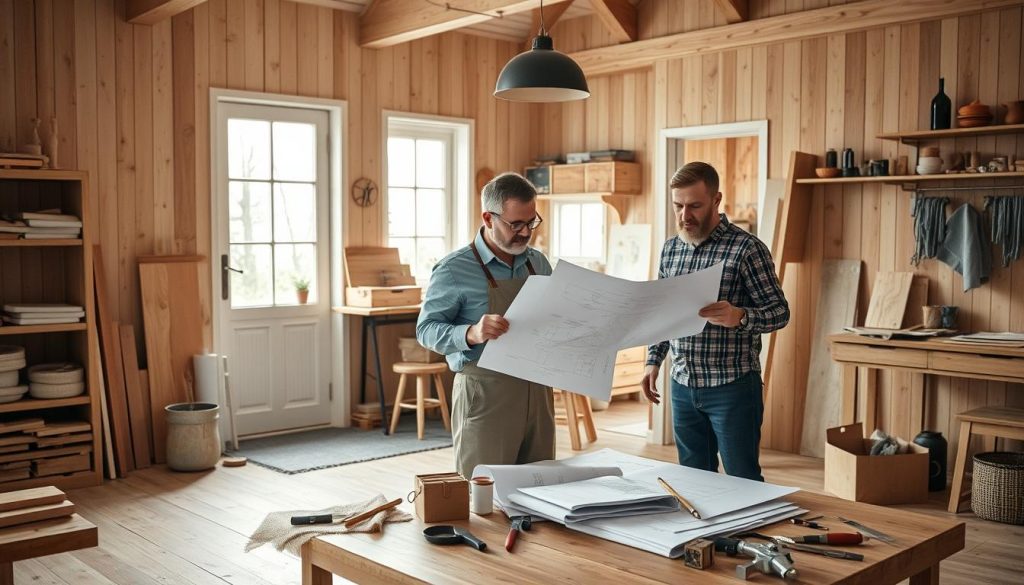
[{"x1": 238, "y1": 424, "x2": 334, "y2": 441}]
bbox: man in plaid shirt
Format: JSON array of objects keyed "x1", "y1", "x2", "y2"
[{"x1": 641, "y1": 162, "x2": 789, "y2": 481}]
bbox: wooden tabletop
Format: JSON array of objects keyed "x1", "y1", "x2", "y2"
[
  {"x1": 304, "y1": 490, "x2": 964, "y2": 584},
  {"x1": 332, "y1": 304, "x2": 422, "y2": 317},
  {"x1": 0, "y1": 513, "x2": 97, "y2": 563},
  {"x1": 828, "y1": 333, "x2": 1024, "y2": 358}
]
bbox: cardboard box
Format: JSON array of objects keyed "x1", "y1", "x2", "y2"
[
  {"x1": 414, "y1": 472, "x2": 469, "y2": 523},
  {"x1": 824, "y1": 423, "x2": 929, "y2": 505}
]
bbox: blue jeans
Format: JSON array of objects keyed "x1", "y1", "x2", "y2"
[{"x1": 670, "y1": 371, "x2": 764, "y2": 481}]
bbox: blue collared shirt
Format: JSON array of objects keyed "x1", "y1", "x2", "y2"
[{"x1": 416, "y1": 230, "x2": 553, "y2": 372}]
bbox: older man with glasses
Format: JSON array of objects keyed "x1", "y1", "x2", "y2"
[{"x1": 416, "y1": 172, "x2": 554, "y2": 479}]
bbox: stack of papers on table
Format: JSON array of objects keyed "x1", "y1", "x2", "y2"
[
  {"x1": 946, "y1": 331, "x2": 1024, "y2": 347},
  {"x1": 474, "y1": 449, "x2": 803, "y2": 558}
]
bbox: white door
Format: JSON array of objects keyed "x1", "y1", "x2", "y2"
[{"x1": 214, "y1": 102, "x2": 331, "y2": 435}]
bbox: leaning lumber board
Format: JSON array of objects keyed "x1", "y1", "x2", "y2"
[{"x1": 0, "y1": 486, "x2": 65, "y2": 512}]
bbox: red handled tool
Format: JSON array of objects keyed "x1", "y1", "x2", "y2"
[
  {"x1": 787, "y1": 532, "x2": 865, "y2": 545},
  {"x1": 505, "y1": 515, "x2": 532, "y2": 552}
]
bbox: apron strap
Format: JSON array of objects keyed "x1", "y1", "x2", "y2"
[
  {"x1": 469, "y1": 238, "x2": 537, "y2": 287},
  {"x1": 526, "y1": 258, "x2": 536, "y2": 275}
]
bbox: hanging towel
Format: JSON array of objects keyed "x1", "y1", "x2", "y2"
[
  {"x1": 984, "y1": 196, "x2": 1024, "y2": 266},
  {"x1": 911, "y1": 195, "x2": 949, "y2": 265},
  {"x1": 937, "y1": 203, "x2": 991, "y2": 292}
]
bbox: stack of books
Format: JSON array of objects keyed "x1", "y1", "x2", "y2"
[
  {"x1": 2, "y1": 304, "x2": 85, "y2": 326},
  {"x1": 0, "y1": 211, "x2": 82, "y2": 240}
]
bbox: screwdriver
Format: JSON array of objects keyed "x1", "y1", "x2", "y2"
[{"x1": 787, "y1": 532, "x2": 866, "y2": 545}]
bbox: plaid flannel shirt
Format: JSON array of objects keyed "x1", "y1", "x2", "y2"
[{"x1": 647, "y1": 214, "x2": 790, "y2": 388}]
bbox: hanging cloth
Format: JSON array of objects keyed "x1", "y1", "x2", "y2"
[
  {"x1": 911, "y1": 195, "x2": 949, "y2": 265},
  {"x1": 937, "y1": 202, "x2": 991, "y2": 292},
  {"x1": 984, "y1": 195, "x2": 1024, "y2": 267}
]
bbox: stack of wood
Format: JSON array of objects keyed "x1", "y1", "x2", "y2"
[
  {"x1": 0, "y1": 419, "x2": 93, "y2": 483},
  {"x1": 351, "y1": 402, "x2": 385, "y2": 430},
  {"x1": 0, "y1": 486, "x2": 98, "y2": 578}
]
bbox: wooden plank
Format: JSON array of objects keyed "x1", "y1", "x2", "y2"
[
  {"x1": 0, "y1": 445, "x2": 91, "y2": 465},
  {"x1": 800, "y1": 259, "x2": 861, "y2": 457},
  {"x1": 93, "y1": 246, "x2": 134, "y2": 474},
  {"x1": 0, "y1": 500, "x2": 74, "y2": 529},
  {"x1": 572, "y1": 0, "x2": 1022, "y2": 77},
  {"x1": 0, "y1": 486, "x2": 64, "y2": 513},
  {"x1": 0, "y1": 513, "x2": 97, "y2": 564},
  {"x1": 589, "y1": 0, "x2": 637, "y2": 43},
  {"x1": 864, "y1": 271, "x2": 914, "y2": 329},
  {"x1": 127, "y1": 0, "x2": 206, "y2": 25},
  {"x1": 33, "y1": 422, "x2": 91, "y2": 438},
  {"x1": 902, "y1": 275, "x2": 929, "y2": 328},
  {"x1": 36, "y1": 433, "x2": 92, "y2": 449},
  {"x1": 712, "y1": 0, "x2": 748, "y2": 23},
  {"x1": 119, "y1": 324, "x2": 151, "y2": 468}
]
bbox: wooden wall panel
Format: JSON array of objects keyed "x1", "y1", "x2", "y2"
[
  {"x1": 2, "y1": 0, "x2": 533, "y2": 417},
  {"x1": 534, "y1": 3, "x2": 1024, "y2": 464}
]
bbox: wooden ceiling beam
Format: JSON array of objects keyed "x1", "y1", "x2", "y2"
[
  {"x1": 571, "y1": 0, "x2": 1021, "y2": 77},
  {"x1": 589, "y1": 0, "x2": 637, "y2": 43},
  {"x1": 126, "y1": 0, "x2": 206, "y2": 25},
  {"x1": 524, "y1": 0, "x2": 574, "y2": 49},
  {"x1": 360, "y1": 0, "x2": 574, "y2": 49},
  {"x1": 712, "y1": 0, "x2": 748, "y2": 24}
]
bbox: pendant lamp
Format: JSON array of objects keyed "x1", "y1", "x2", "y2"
[{"x1": 493, "y1": 0, "x2": 589, "y2": 102}]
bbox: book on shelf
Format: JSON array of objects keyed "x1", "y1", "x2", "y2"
[
  {"x1": 2, "y1": 316, "x2": 82, "y2": 325},
  {"x1": 0, "y1": 220, "x2": 31, "y2": 234},
  {"x1": 24, "y1": 219, "x2": 83, "y2": 228},
  {"x1": 3, "y1": 303, "x2": 85, "y2": 313},
  {"x1": 5, "y1": 311, "x2": 85, "y2": 320},
  {"x1": 15, "y1": 211, "x2": 80, "y2": 222},
  {"x1": 20, "y1": 233, "x2": 80, "y2": 240}
]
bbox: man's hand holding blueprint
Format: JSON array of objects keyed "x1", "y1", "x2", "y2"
[{"x1": 477, "y1": 261, "x2": 724, "y2": 400}]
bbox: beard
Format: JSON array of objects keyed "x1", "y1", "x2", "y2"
[
  {"x1": 491, "y1": 229, "x2": 530, "y2": 256},
  {"x1": 677, "y1": 214, "x2": 714, "y2": 245}
]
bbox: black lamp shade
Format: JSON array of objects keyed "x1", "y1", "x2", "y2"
[{"x1": 494, "y1": 35, "x2": 590, "y2": 102}]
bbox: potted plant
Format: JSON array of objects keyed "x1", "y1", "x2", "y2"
[{"x1": 293, "y1": 277, "x2": 310, "y2": 304}]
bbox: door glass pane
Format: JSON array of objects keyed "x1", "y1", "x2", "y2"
[
  {"x1": 415, "y1": 238, "x2": 446, "y2": 279},
  {"x1": 416, "y1": 139, "x2": 445, "y2": 188},
  {"x1": 388, "y1": 188, "x2": 416, "y2": 237},
  {"x1": 388, "y1": 138, "x2": 415, "y2": 187},
  {"x1": 272, "y1": 122, "x2": 316, "y2": 182},
  {"x1": 228, "y1": 119, "x2": 271, "y2": 180},
  {"x1": 230, "y1": 244, "x2": 274, "y2": 308},
  {"x1": 558, "y1": 204, "x2": 581, "y2": 257},
  {"x1": 229, "y1": 181, "x2": 272, "y2": 243},
  {"x1": 580, "y1": 203, "x2": 605, "y2": 257},
  {"x1": 273, "y1": 183, "x2": 316, "y2": 243},
  {"x1": 416, "y1": 189, "x2": 445, "y2": 236},
  {"x1": 275, "y1": 244, "x2": 317, "y2": 305}
]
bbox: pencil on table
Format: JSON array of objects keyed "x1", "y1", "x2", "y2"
[{"x1": 657, "y1": 477, "x2": 702, "y2": 520}]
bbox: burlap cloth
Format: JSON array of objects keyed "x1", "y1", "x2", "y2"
[{"x1": 246, "y1": 494, "x2": 413, "y2": 555}]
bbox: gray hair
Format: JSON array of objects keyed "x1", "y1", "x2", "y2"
[{"x1": 481, "y1": 172, "x2": 537, "y2": 214}]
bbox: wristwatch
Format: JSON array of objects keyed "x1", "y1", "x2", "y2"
[{"x1": 739, "y1": 309, "x2": 749, "y2": 328}]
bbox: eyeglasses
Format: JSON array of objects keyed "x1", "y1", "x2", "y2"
[{"x1": 491, "y1": 213, "x2": 543, "y2": 233}]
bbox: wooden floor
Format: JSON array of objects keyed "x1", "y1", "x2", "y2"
[{"x1": 17, "y1": 401, "x2": 1022, "y2": 584}]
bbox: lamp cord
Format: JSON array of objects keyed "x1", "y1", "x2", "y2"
[{"x1": 423, "y1": 0, "x2": 504, "y2": 19}]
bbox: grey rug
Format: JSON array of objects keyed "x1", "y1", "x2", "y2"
[{"x1": 232, "y1": 416, "x2": 452, "y2": 474}]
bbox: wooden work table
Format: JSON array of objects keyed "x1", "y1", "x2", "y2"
[
  {"x1": 301, "y1": 490, "x2": 964, "y2": 584},
  {"x1": 828, "y1": 333, "x2": 1024, "y2": 433}
]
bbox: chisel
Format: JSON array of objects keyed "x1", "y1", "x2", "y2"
[{"x1": 787, "y1": 533, "x2": 865, "y2": 545}]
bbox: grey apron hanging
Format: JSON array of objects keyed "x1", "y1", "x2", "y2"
[{"x1": 451, "y1": 240, "x2": 555, "y2": 479}]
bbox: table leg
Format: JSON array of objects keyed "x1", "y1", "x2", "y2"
[
  {"x1": 909, "y1": 563, "x2": 940, "y2": 585},
  {"x1": 841, "y1": 364, "x2": 857, "y2": 425},
  {"x1": 948, "y1": 420, "x2": 973, "y2": 513},
  {"x1": 862, "y1": 368, "x2": 877, "y2": 433},
  {"x1": 369, "y1": 319, "x2": 390, "y2": 434},
  {"x1": 302, "y1": 552, "x2": 332, "y2": 585},
  {"x1": 0, "y1": 562, "x2": 12, "y2": 585},
  {"x1": 359, "y1": 317, "x2": 368, "y2": 403},
  {"x1": 910, "y1": 373, "x2": 925, "y2": 436}
]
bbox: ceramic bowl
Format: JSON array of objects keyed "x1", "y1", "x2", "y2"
[
  {"x1": 0, "y1": 385, "x2": 28, "y2": 404},
  {"x1": 27, "y1": 363, "x2": 84, "y2": 385},
  {"x1": 815, "y1": 167, "x2": 842, "y2": 178},
  {"x1": 958, "y1": 100, "x2": 991, "y2": 116},
  {"x1": 916, "y1": 165, "x2": 942, "y2": 175},
  {"x1": 920, "y1": 146, "x2": 940, "y2": 157},
  {"x1": 0, "y1": 370, "x2": 18, "y2": 387},
  {"x1": 918, "y1": 156, "x2": 942, "y2": 165},
  {"x1": 957, "y1": 117, "x2": 992, "y2": 128},
  {"x1": 29, "y1": 381, "x2": 85, "y2": 399}
]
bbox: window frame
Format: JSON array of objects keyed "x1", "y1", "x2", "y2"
[{"x1": 550, "y1": 198, "x2": 609, "y2": 265}]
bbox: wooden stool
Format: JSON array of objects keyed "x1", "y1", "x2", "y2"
[
  {"x1": 554, "y1": 389, "x2": 597, "y2": 451},
  {"x1": 389, "y1": 362, "x2": 451, "y2": 439},
  {"x1": 948, "y1": 405, "x2": 1024, "y2": 513}
]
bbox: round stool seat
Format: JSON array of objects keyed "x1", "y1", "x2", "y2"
[{"x1": 392, "y1": 361, "x2": 447, "y2": 375}]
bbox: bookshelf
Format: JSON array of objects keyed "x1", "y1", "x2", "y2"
[{"x1": 0, "y1": 168, "x2": 102, "y2": 490}]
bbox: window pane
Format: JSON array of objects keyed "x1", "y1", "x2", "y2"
[
  {"x1": 558, "y1": 204, "x2": 581, "y2": 257},
  {"x1": 388, "y1": 188, "x2": 416, "y2": 237},
  {"x1": 274, "y1": 244, "x2": 317, "y2": 305},
  {"x1": 230, "y1": 244, "x2": 274, "y2": 308},
  {"x1": 388, "y1": 137, "x2": 416, "y2": 187},
  {"x1": 228, "y1": 119, "x2": 271, "y2": 180},
  {"x1": 272, "y1": 122, "x2": 316, "y2": 182},
  {"x1": 416, "y1": 189, "x2": 446, "y2": 236},
  {"x1": 415, "y1": 238, "x2": 446, "y2": 280},
  {"x1": 229, "y1": 181, "x2": 272, "y2": 243},
  {"x1": 274, "y1": 183, "x2": 316, "y2": 243},
  {"x1": 389, "y1": 237, "x2": 416, "y2": 270},
  {"x1": 580, "y1": 203, "x2": 605, "y2": 258},
  {"x1": 416, "y1": 139, "x2": 445, "y2": 188}
]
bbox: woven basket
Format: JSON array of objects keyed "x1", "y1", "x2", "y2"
[{"x1": 971, "y1": 451, "x2": 1024, "y2": 525}]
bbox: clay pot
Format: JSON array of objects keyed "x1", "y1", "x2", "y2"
[
  {"x1": 297, "y1": 289, "x2": 309, "y2": 304},
  {"x1": 958, "y1": 99, "x2": 991, "y2": 117},
  {"x1": 1004, "y1": 101, "x2": 1024, "y2": 125}
]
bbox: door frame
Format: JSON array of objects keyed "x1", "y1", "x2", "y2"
[
  {"x1": 651, "y1": 120, "x2": 769, "y2": 446},
  {"x1": 209, "y1": 88, "x2": 350, "y2": 434}
]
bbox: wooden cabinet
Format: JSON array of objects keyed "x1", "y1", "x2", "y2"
[
  {"x1": 610, "y1": 346, "x2": 645, "y2": 398},
  {"x1": 0, "y1": 169, "x2": 101, "y2": 491},
  {"x1": 550, "y1": 164, "x2": 585, "y2": 193},
  {"x1": 546, "y1": 161, "x2": 641, "y2": 195}
]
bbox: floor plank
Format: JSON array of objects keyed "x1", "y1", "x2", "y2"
[{"x1": 11, "y1": 401, "x2": 1019, "y2": 584}]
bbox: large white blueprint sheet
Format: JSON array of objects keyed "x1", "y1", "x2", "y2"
[{"x1": 477, "y1": 261, "x2": 724, "y2": 399}]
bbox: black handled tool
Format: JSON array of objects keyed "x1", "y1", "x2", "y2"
[{"x1": 290, "y1": 514, "x2": 343, "y2": 525}]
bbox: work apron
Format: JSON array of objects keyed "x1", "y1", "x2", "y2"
[{"x1": 451, "y1": 242, "x2": 555, "y2": 479}]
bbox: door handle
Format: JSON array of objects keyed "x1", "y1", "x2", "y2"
[{"x1": 221, "y1": 255, "x2": 244, "y2": 301}]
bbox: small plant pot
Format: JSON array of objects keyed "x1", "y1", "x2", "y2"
[
  {"x1": 165, "y1": 402, "x2": 221, "y2": 472},
  {"x1": 296, "y1": 289, "x2": 309, "y2": 304}
]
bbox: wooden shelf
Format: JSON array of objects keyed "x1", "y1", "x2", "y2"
[
  {"x1": 0, "y1": 239, "x2": 82, "y2": 247},
  {"x1": 796, "y1": 172, "x2": 1024, "y2": 185},
  {"x1": 0, "y1": 168, "x2": 89, "y2": 181},
  {"x1": 0, "y1": 323, "x2": 87, "y2": 336},
  {"x1": 0, "y1": 395, "x2": 91, "y2": 414},
  {"x1": 537, "y1": 192, "x2": 640, "y2": 222},
  {"x1": 877, "y1": 123, "x2": 1024, "y2": 143},
  {"x1": 0, "y1": 470, "x2": 96, "y2": 492}
]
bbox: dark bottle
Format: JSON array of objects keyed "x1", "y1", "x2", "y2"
[
  {"x1": 931, "y1": 78, "x2": 952, "y2": 130},
  {"x1": 913, "y1": 430, "x2": 948, "y2": 492}
]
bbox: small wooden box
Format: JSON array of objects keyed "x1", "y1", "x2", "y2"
[
  {"x1": 551, "y1": 164, "x2": 585, "y2": 193},
  {"x1": 344, "y1": 247, "x2": 421, "y2": 307},
  {"x1": 585, "y1": 161, "x2": 641, "y2": 193}
]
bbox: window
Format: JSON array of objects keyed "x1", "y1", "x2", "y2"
[
  {"x1": 385, "y1": 115, "x2": 472, "y2": 283},
  {"x1": 551, "y1": 201, "x2": 607, "y2": 263},
  {"x1": 226, "y1": 112, "x2": 326, "y2": 308}
]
